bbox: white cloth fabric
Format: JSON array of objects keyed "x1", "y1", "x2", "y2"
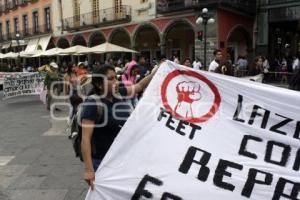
[
  {"x1": 192, "y1": 61, "x2": 202, "y2": 70},
  {"x1": 292, "y1": 58, "x2": 299, "y2": 71},
  {"x1": 85, "y1": 61, "x2": 300, "y2": 200},
  {"x1": 208, "y1": 60, "x2": 219, "y2": 72}
]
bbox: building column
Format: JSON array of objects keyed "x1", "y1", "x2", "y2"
[{"x1": 256, "y1": 10, "x2": 269, "y2": 56}]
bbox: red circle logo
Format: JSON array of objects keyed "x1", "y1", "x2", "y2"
[{"x1": 161, "y1": 70, "x2": 221, "y2": 123}]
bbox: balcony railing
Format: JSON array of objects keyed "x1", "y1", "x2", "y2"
[
  {"x1": 0, "y1": 0, "x2": 29, "y2": 13},
  {"x1": 157, "y1": 0, "x2": 256, "y2": 15},
  {"x1": 3, "y1": 33, "x2": 13, "y2": 41},
  {"x1": 63, "y1": 5, "x2": 131, "y2": 31},
  {"x1": 0, "y1": 25, "x2": 52, "y2": 41},
  {"x1": 15, "y1": 0, "x2": 29, "y2": 6}
]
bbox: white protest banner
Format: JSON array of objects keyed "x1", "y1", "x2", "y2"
[
  {"x1": 242, "y1": 74, "x2": 264, "y2": 82},
  {"x1": 0, "y1": 72, "x2": 23, "y2": 85},
  {"x1": 3, "y1": 72, "x2": 45, "y2": 99},
  {"x1": 0, "y1": 72, "x2": 5, "y2": 84},
  {"x1": 86, "y1": 61, "x2": 300, "y2": 200}
]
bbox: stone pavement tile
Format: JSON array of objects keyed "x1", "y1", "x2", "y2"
[
  {"x1": 6, "y1": 189, "x2": 68, "y2": 200},
  {"x1": 70, "y1": 179, "x2": 87, "y2": 189},
  {"x1": 24, "y1": 163, "x2": 58, "y2": 176},
  {"x1": 0, "y1": 190, "x2": 9, "y2": 200},
  {"x1": 39, "y1": 164, "x2": 83, "y2": 190},
  {"x1": 0, "y1": 147, "x2": 18, "y2": 156},
  {"x1": 63, "y1": 188, "x2": 88, "y2": 200},
  {"x1": 8, "y1": 148, "x2": 42, "y2": 165},
  {"x1": 34, "y1": 140, "x2": 80, "y2": 166},
  {"x1": 0, "y1": 165, "x2": 28, "y2": 189},
  {"x1": 0, "y1": 156, "x2": 15, "y2": 166},
  {"x1": 7, "y1": 174, "x2": 47, "y2": 190},
  {"x1": 43, "y1": 120, "x2": 69, "y2": 136}
]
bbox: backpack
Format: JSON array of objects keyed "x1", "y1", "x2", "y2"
[{"x1": 68, "y1": 94, "x2": 103, "y2": 161}]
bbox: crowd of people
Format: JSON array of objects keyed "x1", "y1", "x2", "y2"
[{"x1": 38, "y1": 51, "x2": 300, "y2": 132}]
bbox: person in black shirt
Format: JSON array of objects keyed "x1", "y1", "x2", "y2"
[
  {"x1": 81, "y1": 64, "x2": 158, "y2": 190},
  {"x1": 289, "y1": 70, "x2": 300, "y2": 91}
]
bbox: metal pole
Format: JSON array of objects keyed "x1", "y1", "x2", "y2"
[
  {"x1": 203, "y1": 21, "x2": 207, "y2": 70},
  {"x1": 17, "y1": 39, "x2": 20, "y2": 69}
]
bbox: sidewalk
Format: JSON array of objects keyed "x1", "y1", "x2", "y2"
[{"x1": 0, "y1": 95, "x2": 88, "y2": 200}]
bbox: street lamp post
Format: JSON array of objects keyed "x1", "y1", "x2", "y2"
[
  {"x1": 196, "y1": 8, "x2": 215, "y2": 70},
  {"x1": 16, "y1": 33, "x2": 20, "y2": 68}
]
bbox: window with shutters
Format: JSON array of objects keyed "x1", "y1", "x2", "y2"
[
  {"x1": 6, "y1": 20, "x2": 10, "y2": 39},
  {"x1": 23, "y1": 15, "x2": 28, "y2": 35},
  {"x1": 92, "y1": 0, "x2": 100, "y2": 24},
  {"x1": 0, "y1": 23, "x2": 3, "y2": 40},
  {"x1": 32, "y1": 11, "x2": 39, "y2": 33},
  {"x1": 14, "y1": 17, "x2": 19, "y2": 34},
  {"x1": 73, "y1": 0, "x2": 80, "y2": 27},
  {"x1": 44, "y1": 7, "x2": 51, "y2": 32},
  {"x1": 114, "y1": 0, "x2": 123, "y2": 19}
]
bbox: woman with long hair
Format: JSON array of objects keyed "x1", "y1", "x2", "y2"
[
  {"x1": 81, "y1": 64, "x2": 158, "y2": 190},
  {"x1": 64, "y1": 63, "x2": 82, "y2": 117},
  {"x1": 248, "y1": 56, "x2": 264, "y2": 76}
]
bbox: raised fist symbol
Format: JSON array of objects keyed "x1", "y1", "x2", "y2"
[{"x1": 174, "y1": 81, "x2": 202, "y2": 118}]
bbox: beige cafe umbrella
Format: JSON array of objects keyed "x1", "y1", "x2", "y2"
[
  {"x1": 2, "y1": 52, "x2": 18, "y2": 59},
  {"x1": 58, "y1": 45, "x2": 91, "y2": 56},
  {"x1": 32, "y1": 47, "x2": 63, "y2": 57},
  {"x1": 0, "y1": 53, "x2": 5, "y2": 59},
  {"x1": 81, "y1": 42, "x2": 138, "y2": 54},
  {"x1": 20, "y1": 50, "x2": 44, "y2": 58}
]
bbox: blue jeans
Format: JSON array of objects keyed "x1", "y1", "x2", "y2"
[{"x1": 92, "y1": 158, "x2": 102, "y2": 172}]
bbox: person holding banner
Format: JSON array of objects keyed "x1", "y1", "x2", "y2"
[{"x1": 81, "y1": 64, "x2": 158, "y2": 190}]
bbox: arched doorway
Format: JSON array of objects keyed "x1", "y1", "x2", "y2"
[
  {"x1": 109, "y1": 28, "x2": 132, "y2": 61},
  {"x1": 56, "y1": 37, "x2": 70, "y2": 49},
  {"x1": 56, "y1": 37, "x2": 71, "y2": 64},
  {"x1": 133, "y1": 23, "x2": 161, "y2": 61},
  {"x1": 71, "y1": 34, "x2": 87, "y2": 46},
  {"x1": 72, "y1": 34, "x2": 87, "y2": 63},
  {"x1": 88, "y1": 31, "x2": 106, "y2": 64},
  {"x1": 88, "y1": 31, "x2": 106, "y2": 47},
  {"x1": 227, "y1": 25, "x2": 252, "y2": 63},
  {"x1": 163, "y1": 20, "x2": 195, "y2": 63},
  {"x1": 47, "y1": 39, "x2": 56, "y2": 50}
]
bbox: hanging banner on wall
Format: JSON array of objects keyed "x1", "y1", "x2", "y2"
[
  {"x1": 3, "y1": 72, "x2": 45, "y2": 99},
  {"x1": 86, "y1": 61, "x2": 300, "y2": 200}
]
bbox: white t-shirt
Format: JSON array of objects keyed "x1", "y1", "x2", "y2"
[
  {"x1": 209, "y1": 60, "x2": 219, "y2": 72},
  {"x1": 292, "y1": 58, "x2": 299, "y2": 71},
  {"x1": 193, "y1": 61, "x2": 202, "y2": 70}
]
